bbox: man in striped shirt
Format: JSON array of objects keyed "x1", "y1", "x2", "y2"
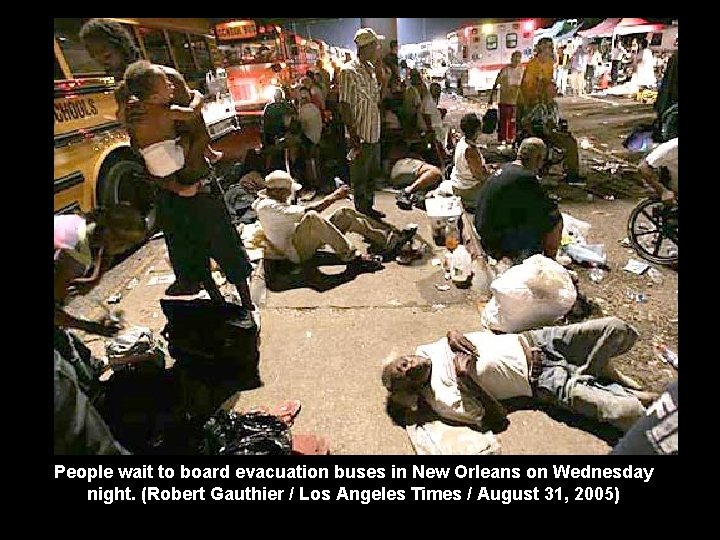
[{"x1": 338, "y1": 28, "x2": 385, "y2": 220}]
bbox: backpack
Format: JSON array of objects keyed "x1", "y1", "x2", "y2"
[{"x1": 482, "y1": 108, "x2": 498, "y2": 134}]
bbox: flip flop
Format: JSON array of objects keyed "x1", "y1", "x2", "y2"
[{"x1": 291, "y1": 433, "x2": 331, "y2": 455}]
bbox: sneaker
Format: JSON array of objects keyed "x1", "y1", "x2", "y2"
[
  {"x1": 564, "y1": 173, "x2": 587, "y2": 186},
  {"x1": 165, "y1": 279, "x2": 201, "y2": 296},
  {"x1": 396, "y1": 191, "x2": 413, "y2": 210},
  {"x1": 366, "y1": 208, "x2": 386, "y2": 220},
  {"x1": 350, "y1": 254, "x2": 384, "y2": 271}
]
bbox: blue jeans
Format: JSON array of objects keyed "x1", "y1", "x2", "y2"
[{"x1": 524, "y1": 317, "x2": 645, "y2": 431}]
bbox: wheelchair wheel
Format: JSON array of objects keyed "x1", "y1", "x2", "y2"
[{"x1": 627, "y1": 198, "x2": 678, "y2": 266}]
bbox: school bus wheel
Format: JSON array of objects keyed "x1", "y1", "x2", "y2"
[{"x1": 97, "y1": 153, "x2": 158, "y2": 237}]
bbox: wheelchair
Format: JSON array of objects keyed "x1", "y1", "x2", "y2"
[{"x1": 627, "y1": 197, "x2": 678, "y2": 266}]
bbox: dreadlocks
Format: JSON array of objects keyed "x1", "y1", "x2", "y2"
[{"x1": 79, "y1": 18, "x2": 140, "y2": 67}]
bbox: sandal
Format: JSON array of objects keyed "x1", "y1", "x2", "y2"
[{"x1": 291, "y1": 433, "x2": 331, "y2": 455}]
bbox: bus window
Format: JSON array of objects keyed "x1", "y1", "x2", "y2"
[
  {"x1": 138, "y1": 27, "x2": 173, "y2": 67},
  {"x1": 473, "y1": 37, "x2": 481, "y2": 43},
  {"x1": 462, "y1": 46, "x2": 468, "y2": 60},
  {"x1": 168, "y1": 31, "x2": 196, "y2": 74},
  {"x1": 121, "y1": 24, "x2": 142, "y2": 53},
  {"x1": 190, "y1": 35, "x2": 213, "y2": 72},
  {"x1": 486, "y1": 34, "x2": 498, "y2": 50},
  {"x1": 54, "y1": 56, "x2": 64, "y2": 81},
  {"x1": 506, "y1": 33, "x2": 518, "y2": 49},
  {"x1": 54, "y1": 18, "x2": 105, "y2": 77},
  {"x1": 650, "y1": 33, "x2": 663, "y2": 46}
]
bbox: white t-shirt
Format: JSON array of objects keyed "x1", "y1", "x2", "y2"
[
  {"x1": 298, "y1": 102, "x2": 323, "y2": 144},
  {"x1": 415, "y1": 332, "x2": 532, "y2": 427},
  {"x1": 253, "y1": 197, "x2": 306, "y2": 263},
  {"x1": 421, "y1": 92, "x2": 444, "y2": 143},
  {"x1": 450, "y1": 137, "x2": 486, "y2": 190},
  {"x1": 645, "y1": 138, "x2": 678, "y2": 192}
]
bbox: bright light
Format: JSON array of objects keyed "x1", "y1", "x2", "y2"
[
  {"x1": 524, "y1": 20, "x2": 535, "y2": 31},
  {"x1": 482, "y1": 24, "x2": 493, "y2": 34},
  {"x1": 263, "y1": 85, "x2": 278, "y2": 102}
]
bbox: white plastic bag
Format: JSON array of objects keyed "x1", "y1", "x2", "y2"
[
  {"x1": 561, "y1": 213, "x2": 592, "y2": 246},
  {"x1": 481, "y1": 255, "x2": 577, "y2": 333}
]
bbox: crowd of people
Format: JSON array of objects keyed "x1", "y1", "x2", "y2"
[{"x1": 54, "y1": 20, "x2": 677, "y2": 456}]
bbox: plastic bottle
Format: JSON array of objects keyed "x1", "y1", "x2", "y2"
[{"x1": 451, "y1": 245, "x2": 472, "y2": 284}]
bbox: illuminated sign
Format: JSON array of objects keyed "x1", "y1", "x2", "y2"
[{"x1": 215, "y1": 20, "x2": 257, "y2": 41}]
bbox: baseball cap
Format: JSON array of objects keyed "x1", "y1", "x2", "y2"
[{"x1": 354, "y1": 28, "x2": 384, "y2": 47}]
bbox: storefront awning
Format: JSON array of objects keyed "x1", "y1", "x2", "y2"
[
  {"x1": 614, "y1": 18, "x2": 666, "y2": 35},
  {"x1": 578, "y1": 18, "x2": 621, "y2": 38}
]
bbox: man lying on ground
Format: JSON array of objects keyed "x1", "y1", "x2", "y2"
[
  {"x1": 253, "y1": 170, "x2": 416, "y2": 268},
  {"x1": 382, "y1": 317, "x2": 657, "y2": 434}
]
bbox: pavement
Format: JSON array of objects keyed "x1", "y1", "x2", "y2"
[{"x1": 67, "y1": 191, "x2": 612, "y2": 455}]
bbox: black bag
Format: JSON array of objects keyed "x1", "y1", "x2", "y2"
[
  {"x1": 482, "y1": 108, "x2": 498, "y2": 134},
  {"x1": 160, "y1": 299, "x2": 261, "y2": 389},
  {"x1": 199, "y1": 410, "x2": 292, "y2": 455}
]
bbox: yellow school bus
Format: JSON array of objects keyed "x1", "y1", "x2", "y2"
[{"x1": 53, "y1": 18, "x2": 232, "y2": 223}]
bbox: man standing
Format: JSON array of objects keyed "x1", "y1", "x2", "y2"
[
  {"x1": 80, "y1": 19, "x2": 254, "y2": 309},
  {"x1": 489, "y1": 51, "x2": 524, "y2": 146},
  {"x1": 382, "y1": 317, "x2": 655, "y2": 433},
  {"x1": 338, "y1": 28, "x2": 385, "y2": 219},
  {"x1": 568, "y1": 43, "x2": 587, "y2": 97},
  {"x1": 79, "y1": 19, "x2": 206, "y2": 296},
  {"x1": 585, "y1": 45, "x2": 603, "y2": 94},
  {"x1": 518, "y1": 37, "x2": 555, "y2": 118},
  {"x1": 474, "y1": 138, "x2": 563, "y2": 264}
]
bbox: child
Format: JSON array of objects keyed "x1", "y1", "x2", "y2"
[{"x1": 122, "y1": 60, "x2": 210, "y2": 187}]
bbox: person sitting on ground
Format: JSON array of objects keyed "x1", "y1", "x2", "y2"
[
  {"x1": 253, "y1": 170, "x2": 416, "y2": 267},
  {"x1": 382, "y1": 317, "x2": 657, "y2": 434},
  {"x1": 54, "y1": 205, "x2": 147, "y2": 337},
  {"x1": 520, "y1": 81, "x2": 584, "y2": 185},
  {"x1": 638, "y1": 137, "x2": 678, "y2": 203},
  {"x1": 122, "y1": 60, "x2": 209, "y2": 185},
  {"x1": 447, "y1": 113, "x2": 493, "y2": 208},
  {"x1": 475, "y1": 137, "x2": 563, "y2": 265}
]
